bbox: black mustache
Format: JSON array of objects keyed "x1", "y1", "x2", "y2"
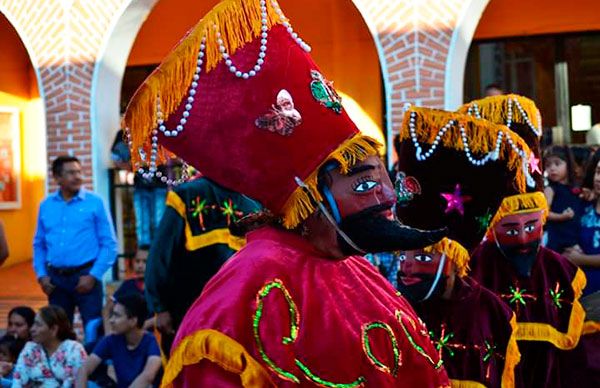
[{"x1": 338, "y1": 204, "x2": 447, "y2": 254}]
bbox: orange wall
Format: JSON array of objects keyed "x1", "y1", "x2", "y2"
[
  {"x1": 127, "y1": 0, "x2": 383, "y2": 134},
  {"x1": 475, "y1": 0, "x2": 600, "y2": 40},
  {"x1": 0, "y1": 13, "x2": 45, "y2": 268}
]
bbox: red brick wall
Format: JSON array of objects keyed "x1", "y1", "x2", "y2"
[
  {"x1": 0, "y1": 0, "x2": 122, "y2": 190},
  {"x1": 0, "y1": 0, "x2": 471, "y2": 188},
  {"x1": 353, "y1": 0, "x2": 466, "y2": 135}
]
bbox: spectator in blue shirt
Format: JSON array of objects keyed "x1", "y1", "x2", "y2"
[
  {"x1": 76, "y1": 293, "x2": 162, "y2": 388},
  {"x1": 33, "y1": 155, "x2": 118, "y2": 325}
]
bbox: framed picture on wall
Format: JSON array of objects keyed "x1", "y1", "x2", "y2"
[{"x1": 0, "y1": 107, "x2": 21, "y2": 210}]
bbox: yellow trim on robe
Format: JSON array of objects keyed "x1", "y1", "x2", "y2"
[
  {"x1": 515, "y1": 268, "x2": 586, "y2": 350},
  {"x1": 502, "y1": 314, "x2": 520, "y2": 388},
  {"x1": 450, "y1": 379, "x2": 487, "y2": 388},
  {"x1": 166, "y1": 190, "x2": 246, "y2": 251},
  {"x1": 582, "y1": 320, "x2": 600, "y2": 335},
  {"x1": 162, "y1": 329, "x2": 275, "y2": 388}
]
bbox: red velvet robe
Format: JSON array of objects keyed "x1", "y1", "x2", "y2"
[
  {"x1": 415, "y1": 276, "x2": 521, "y2": 388},
  {"x1": 470, "y1": 242, "x2": 586, "y2": 388},
  {"x1": 162, "y1": 227, "x2": 449, "y2": 387}
]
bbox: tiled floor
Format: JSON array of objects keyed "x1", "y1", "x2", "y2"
[{"x1": 0, "y1": 261, "x2": 47, "y2": 330}]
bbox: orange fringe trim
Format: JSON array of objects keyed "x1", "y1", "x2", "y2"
[
  {"x1": 485, "y1": 192, "x2": 548, "y2": 239},
  {"x1": 399, "y1": 107, "x2": 532, "y2": 194},
  {"x1": 423, "y1": 238, "x2": 470, "y2": 277},
  {"x1": 161, "y1": 329, "x2": 275, "y2": 388},
  {"x1": 280, "y1": 134, "x2": 381, "y2": 228},
  {"x1": 458, "y1": 94, "x2": 541, "y2": 136},
  {"x1": 166, "y1": 191, "x2": 246, "y2": 250},
  {"x1": 515, "y1": 268, "x2": 586, "y2": 350},
  {"x1": 502, "y1": 313, "x2": 521, "y2": 388},
  {"x1": 122, "y1": 0, "x2": 283, "y2": 166}
]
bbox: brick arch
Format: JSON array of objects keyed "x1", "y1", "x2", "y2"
[
  {"x1": 0, "y1": 0, "x2": 126, "y2": 193},
  {"x1": 351, "y1": 0, "x2": 472, "y2": 145},
  {"x1": 0, "y1": 0, "x2": 48, "y2": 183}
]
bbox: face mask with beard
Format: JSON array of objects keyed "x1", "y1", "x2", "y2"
[
  {"x1": 396, "y1": 272, "x2": 447, "y2": 305},
  {"x1": 494, "y1": 239, "x2": 540, "y2": 278},
  {"x1": 336, "y1": 204, "x2": 447, "y2": 256}
]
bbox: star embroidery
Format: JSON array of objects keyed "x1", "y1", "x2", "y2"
[
  {"x1": 549, "y1": 283, "x2": 566, "y2": 309},
  {"x1": 476, "y1": 209, "x2": 493, "y2": 233},
  {"x1": 440, "y1": 184, "x2": 471, "y2": 216},
  {"x1": 529, "y1": 153, "x2": 542, "y2": 174},
  {"x1": 189, "y1": 196, "x2": 215, "y2": 231}
]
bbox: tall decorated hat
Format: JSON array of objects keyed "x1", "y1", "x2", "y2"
[
  {"x1": 122, "y1": 0, "x2": 380, "y2": 229},
  {"x1": 458, "y1": 94, "x2": 544, "y2": 189},
  {"x1": 396, "y1": 107, "x2": 534, "y2": 251}
]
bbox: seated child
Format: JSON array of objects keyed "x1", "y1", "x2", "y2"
[
  {"x1": 76, "y1": 294, "x2": 161, "y2": 388},
  {"x1": 0, "y1": 335, "x2": 26, "y2": 388}
]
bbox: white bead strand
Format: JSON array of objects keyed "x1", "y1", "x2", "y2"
[
  {"x1": 156, "y1": 37, "x2": 206, "y2": 138},
  {"x1": 216, "y1": 0, "x2": 269, "y2": 79},
  {"x1": 269, "y1": 0, "x2": 311, "y2": 52}
]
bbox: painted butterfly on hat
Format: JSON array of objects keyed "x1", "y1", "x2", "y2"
[{"x1": 255, "y1": 89, "x2": 302, "y2": 136}]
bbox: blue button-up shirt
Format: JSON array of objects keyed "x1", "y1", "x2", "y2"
[{"x1": 33, "y1": 188, "x2": 118, "y2": 280}]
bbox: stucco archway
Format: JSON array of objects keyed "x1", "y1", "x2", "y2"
[{"x1": 444, "y1": 0, "x2": 490, "y2": 110}]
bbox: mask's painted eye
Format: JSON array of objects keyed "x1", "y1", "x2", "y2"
[
  {"x1": 354, "y1": 180, "x2": 379, "y2": 193},
  {"x1": 398, "y1": 254, "x2": 406, "y2": 262},
  {"x1": 506, "y1": 229, "x2": 518, "y2": 236},
  {"x1": 414, "y1": 254, "x2": 433, "y2": 263},
  {"x1": 524, "y1": 224, "x2": 536, "y2": 233}
]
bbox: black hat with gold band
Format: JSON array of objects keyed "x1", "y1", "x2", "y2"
[{"x1": 396, "y1": 106, "x2": 534, "y2": 251}]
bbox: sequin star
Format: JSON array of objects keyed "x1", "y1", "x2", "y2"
[
  {"x1": 440, "y1": 184, "x2": 471, "y2": 216},
  {"x1": 476, "y1": 209, "x2": 493, "y2": 233},
  {"x1": 430, "y1": 326, "x2": 456, "y2": 358},
  {"x1": 529, "y1": 153, "x2": 542, "y2": 174},
  {"x1": 221, "y1": 199, "x2": 244, "y2": 225},
  {"x1": 189, "y1": 196, "x2": 211, "y2": 231},
  {"x1": 549, "y1": 283, "x2": 565, "y2": 309},
  {"x1": 482, "y1": 340, "x2": 497, "y2": 363}
]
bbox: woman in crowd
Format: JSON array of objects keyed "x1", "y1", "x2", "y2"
[
  {"x1": 11, "y1": 305, "x2": 87, "y2": 387},
  {"x1": 6, "y1": 307, "x2": 35, "y2": 341},
  {"x1": 565, "y1": 150, "x2": 600, "y2": 295}
]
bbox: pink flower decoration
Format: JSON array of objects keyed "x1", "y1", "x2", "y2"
[{"x1": 529, "y1": 153, "x2": 542, "y2": 174}]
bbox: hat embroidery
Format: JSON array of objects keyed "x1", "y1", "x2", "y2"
[
  {"x1": 440, "y1": 184, "x2": 472, "y2": 216},
  {"x1": 395, "y1": 172, "x2": 421, "y2": 207},
  {"x1": 310, "y1": 70, "x2": 343, "y2": 114},
  {"x1": 255, "y1": 89, "x2": 302, "y2": 136}
]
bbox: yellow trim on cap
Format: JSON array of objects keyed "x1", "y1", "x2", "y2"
[
  {"x1": 515, "y1": 268, "x2": 586, "y2": 349},
  {"x1": 400, "y1": 107, "x2": 532, "y2": 194},
  {"x1": 458, "y1": 94, "x2": 541, "y2": 136},
  {"x1": 280, "y1": 134, "x2": 381, "y2": 229},
  {"x1": 424, "y1": 238, "x2": 470, "y2": 277},
  {"x1": 162, "y1": 329, "x2": 275, "y2": 388},
  {"x1": 166, "y1": 190, "x2": 246, "y2": 251},
  {"x1": 485, "y1": 192, "x2": 548, "y2": 240}
]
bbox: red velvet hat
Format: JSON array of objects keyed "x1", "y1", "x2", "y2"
[
  {"x1": 458, "y1": 94, "x2": 544, "y2": 190},
  {"x1": 123, "y1": 0, "x2": 380, "y2": 228},
  {"x1": 395, "y1": 107, "x2": 534, "y2": 251}
]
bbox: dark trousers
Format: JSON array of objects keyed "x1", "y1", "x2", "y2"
[{"x1": 47, "y1": 266, "x2": 103, "y2": 326}]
